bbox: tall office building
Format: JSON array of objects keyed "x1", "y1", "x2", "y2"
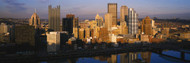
[
  {"x1": 108, "y1": 3, "x2": 117, "y2": 26},
  {"x1": 120, "y1": 5, "x2": 128, "y2": 22},
  {"x1": 65, "y1": 14, "x2": 79, "y2": 38},
  {"x1": 142, "y1": 16, "x2": 153, "y2": 35},
  {"x1": 62, "y1": 18, "x2": 73, "y2": 35},
  {"x1": 120, "y1": 6, "x2": 129, "y2": 34},
  {"x1": 66, "y1": 14, "x2": 79, "y2": 28},
  {"x1": 95, "y1": 14, "x2": 103, "y2": 27},
  {"x1": 46, "y1": 31, "x2": 68, "y2": 53},
  {"x1": 105, "y1": 13, "x2": 112, "y2": 31},
  {"x1": 29, "y1": 11, "x2": 41, "y2": 28},
  {"x1": 48, "y1": 5, "x2": 60, "y2": 31},
  {"x1": 128, "y1": 8, "x2": 138, "y2": 34}
]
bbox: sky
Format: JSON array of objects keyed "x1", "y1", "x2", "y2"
[{"x1": 0, "y1": 0, "x2": 190, "y2": 19}]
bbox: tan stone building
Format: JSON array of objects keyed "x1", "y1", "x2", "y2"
[
  {"x1": 29, "y1": 12, "x2": 41, "y2": 28},
  {"x1": 95, "y1": 14, "x2": 103, "y2": 27},
  {"x1": 141, "y1": 16, "x2": 153, "y2": 35},
  {"x1": 120, "y1": 5, "x2": 128, "y2": 22},
  {"x1": 108, "y1": 3, "x2": 117, "y2": 26}
]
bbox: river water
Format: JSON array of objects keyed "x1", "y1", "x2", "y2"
[{"x1": 40, "y1": 50, "x2": 190, "y2": 63}]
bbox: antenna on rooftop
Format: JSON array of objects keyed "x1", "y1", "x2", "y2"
[{"x1": 35, "y1": 8, "x2": 37, "y2": 13}]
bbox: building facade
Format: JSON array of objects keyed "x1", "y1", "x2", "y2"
[
  {"x1": 48, "y1": 5, "x2": 60, "y2": 31},
  {"x1": 128, "y1": 8, "x2": 138, "y2": 35},
  {"x1": 141, "y1": 16, "x2": 153, "y2": 35},
  {"x1": 105, "y1": 13, "x2": 112, "y2": 31},
  {"x1": 62, "y1": 18, "x2": 73, "y2": 36},
  {"x1": 47, "y1": 31, "x2": 68, "y2": 53},
  {"x1": 95, "y1": 14, "x2": 103, "y2": 27},
  {"x1": 108, "y1": 3, "x2": 117, "y2": 26},
  {"x1": 120, "y1": 5, "x2": 128, "y2": 22},
  {"x1": 29, "y1": 12, "x2": 41, "y2": 28}
]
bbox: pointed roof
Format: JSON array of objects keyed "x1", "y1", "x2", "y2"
[
  {"x1": 145, "y1": 16, "x2": 151, "y2": 19},
  {"x1": 95, "y1": 13, "x2": 100, "y2": 19}
]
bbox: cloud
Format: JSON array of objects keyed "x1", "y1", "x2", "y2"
[{"x1": 1, "y1": 0, "x2": 27, "y2": 13}]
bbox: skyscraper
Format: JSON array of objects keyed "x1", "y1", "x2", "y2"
[
  {"x1": 95, "y1": 14, "x2": 103, "y2": 27},
  {"x1": 120, "y1": 5, "x2": 128, "y2": 22},
  {"x1": 62, "y1": 18, "x2": 73, "y2": 35},
  {"x1": 48, "y1": 5, "x2": 60, "y2": 31},
  {"x1": 29, "y1": 11, "x2": 41, "y2": 28},
  {"x1": 108, "y1": 3, "x2": 117, "y2": 26},
  {"x1": 66, "y1": 14, "x2": 79, "y2": 28},
  {"x1": 120, "y1": 5, "x2": 129, "y2": 34},
  {"x1": 105, "y1": 13, "x2": 112, "y2": 31},
  {"x1": 128, "y1": 8, "x2": 138, "y2": 34},
  {"x1": 141, "y1": 16, "x2": 153, "y2": 35},
  {"x1": 65, "y1": 14, "x2": 79, "y2": 38}
]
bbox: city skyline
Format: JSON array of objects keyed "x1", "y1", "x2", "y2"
[{"x1": 0, "y1": 0, "x2": 190, "y2": 19}]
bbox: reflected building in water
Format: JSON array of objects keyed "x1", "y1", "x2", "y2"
[
  {"x1": 120, "y1": 53, "x2": 138, "y2": 63},
  {"x1": 141, "y1": 52, "x2": 152, "y2": 63}
]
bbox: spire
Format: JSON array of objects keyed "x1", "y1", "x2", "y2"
[
  {"x1": 95, "y1": 13, "x2": 100, "y2": 19},
  {"x1": 145, "y1": 16, "x2": 150, "y2": 19},
  {"x1": 35, "y1": 8, "x2": 37, "y2": 13}
]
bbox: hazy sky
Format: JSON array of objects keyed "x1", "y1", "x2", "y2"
[{"x1": 0, "y1": 0, "x2": 190, "y2": 19}]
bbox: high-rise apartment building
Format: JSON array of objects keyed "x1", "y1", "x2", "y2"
[
  {"x1": 29, "y1": 11, "x2": 41, "y2": 28},
  {"x1": 108, "y1": 3, "x2": 117, "y2": 26},
  {"x1": 128, "y1": 8, "x2": 138, "y2": 34},
  {"x1": 141, "y1": 16, "x2": 153, "y2": 35},
  {"x1": 48, "y1": 5, "x2": 60, "y2": 31}
]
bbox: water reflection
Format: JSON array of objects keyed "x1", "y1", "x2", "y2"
[
  {"x1": 40, "y1": 51, "x2": 189, "y2": 63},
  {"x1": 140, "y1": 52, "x2": 152, "y2": 63},
  {"x1": 120, "y1": 53, "x2": 138, "y2": 63}
]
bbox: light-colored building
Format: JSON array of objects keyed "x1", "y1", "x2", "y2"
[
  {"x1": 120, "y1": 21, "x2": 128, "y2": 34},
  {"x1": 85, "y1": 28, "x2": 90, "y2": 39},
  {"x1": 120, "y1": 5, "x2": 128, "y2": 22},
  {"x1": 105, "y1": 13, "x2": 112, "y2": 31},
  {"x1": 73, "y1": 27, "x2": 78, "y2": 38},
  {"x1": 95, "y1": 14, "x2": 104, "y2": 27},
  {"x1": 128, "y1": 8, "x2": 138, "y2": 35},
  {"x1": 29, "y1": 11, "x2": 41, "y2": 28},
  {"x1": 0, "y1": 23, "x2": 10, "y2": 34},
  {"x1": 110, "y1": 34, "x2": 117, "y2": 43},
  {"x1": 46, "y1": 32, "x2": 67, "y2": 53},
  {"x1": 140, "y1": 34, "x2": 150, "y2": 42},
  {"x1": 108, "y1": 3, "x2": 117, "y2": 26},
  {"x1": 180, "y1": 32, "x2": 190, "y2": 41},
  {"x1": 79, "y1": 28, "x2": 85, "y2": 39},
  {"x1": 48, "y1": 5, "x2": 60, "y2": 31}
]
